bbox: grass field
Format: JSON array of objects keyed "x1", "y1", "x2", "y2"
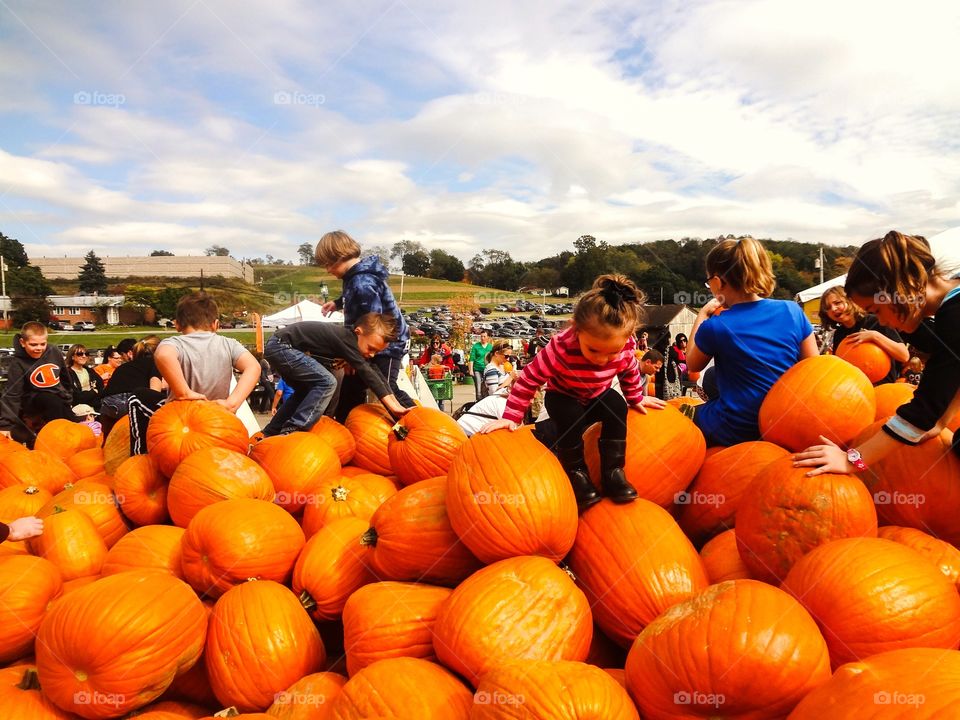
[{"x1": 0, "y1": 328, "x2": 262, "y2": 350}]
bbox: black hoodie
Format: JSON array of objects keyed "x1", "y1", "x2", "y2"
[{"x1": 0, "y1": 334, "x2": 73, "y2": 442}]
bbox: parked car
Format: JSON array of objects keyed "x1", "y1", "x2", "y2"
[
  {"x1": 76, "y1": 321, "x2": 96, "y2": 331},
  {"x1": 58, "y1": 323, "x2": 76, "y2": 331}
]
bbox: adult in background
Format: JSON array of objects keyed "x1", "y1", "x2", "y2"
[
  {"x1": 467, "y1": 330, "x2": 492, "y2": 401},
  {"x1": 100, "y1": 336, "x2": 165, "y2": 439},
  {"x1": 65, "y1": 344, "x2": 104, "y2": 410},
  {"x1": 116, "y1": 338, "x2": 137, "y2": 363},
  {"x1": 95, "y1": 345, "x2": 124, "y2": 388},
  {"x1": 419, "y1": 334, "x2": 453, "y2": 370},
  {"x1": 669, "y1": 333, "x2": 689, "y2": 376},
  {"x1": 482, "y1": 340, "x2": 518, "y2": 397},
  {"x1": 527, "y1": 326, "x2": 549, "y2": 361}
]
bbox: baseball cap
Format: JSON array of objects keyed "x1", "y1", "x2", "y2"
[{"x1": 73, "y1": 404, "x2": 99, "y2": 417}]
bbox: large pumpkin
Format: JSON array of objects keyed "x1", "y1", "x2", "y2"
[
  {"x1": 781, "y1": 537, "x2": 960, "y2": 667},
  {"x1": 329, "y1": 657, "x2": 471, "y2": 719},
  {"x1": 180, "y1": 498, "x2": 305, "y2": 598},
  {"x1": 700, "y1": 529, "x2": 752, "y2": 583},
  {"x1": 386, "y1": 407, "x2": 466, "y2": 486},
  {"x1": 35, "y1": 418, "x2": 98, "y2": 460},
  {"x1": 877, "y1": 525, "x2": 960, "y2": 589},
  {"x1": 0, "y1": 449, "x2": 75, "y2": 494},
  {"x1": 114, "y1": 454, "x2": 170, "y2": 526},
  {"x1": 584, "y1": 405, "x2": 706, "y2": 507},
  {"x1": 101, "y1": 525, "x2": 185, "y2": 578},
  {"x1": 735, "y1": 456, "x2": 877, "y2": 583},
  {"x1": 66, "y1": 448, "x2": 108, "y2": 484},
  {"x1": 250, "y1": 431, "x2": 341, "y2": 513},
  {"x1": 625, "y1": 580, "x2": 830, "y2": 719},
  {"x1": 36, "y1": 570, "x2": 208, "y2": 719},
  {"x1": 0, "y1": 483, "x2": 52, "y2": 523},
  {"x1": 363, "y1": 476, "x2": 482, "y2": 586},
  {"x1": 676, "y1": 440, "x2": 789, "y2": 545},
  {"x1": 301, "y1": 472, "x2": 397, "y2": 537},
  {"x1": 206, "y1": 580, "x2": 325, "y2": 712},
  {"x1": 39, "y1": 480, "x2": 130, "y2": 548},
  {"x1": 432, "y1": 555, "x2": 593, "y2": 686},
  {"x1": 147, "y1": 401, "x2": 249, "y2": 477},
  {"x1": 835, "y1": 335, "x2": 893, "y2": 384},
  {"x1": 102, "y1": 415, "x2": 131, "y2": 476},
  {"x1": 446, "y1": 430, "x2": 578, "y2": 563},
  {"x1": 472, "y1": 659, "x2": 640, "y2": 720},
  {"x1": 0, "y1": 555, "x2": 63, "y2": 663},
  {"x1": 568, "y1": 498, "x2": 709, "y2": 647},
  {"x1": 28, "y1": 506, "x2": 108, "y2": 581},
  {"x1": 788, "y1": 648, "x2": 960, "y2": 719},
  {"x1": 758, "y1": 355, "x2": 876, "y2": 452},
  {"x1": 268, "y1": 671, "x2": 348, "y2": 719},
  {"x1": 309, "y1": 416, "x2": 357, "y2": 465},
  {"x1": 873, "y1": 381, "x2": 915, "y2": 420},
  {"x1": 0, "y1": 664, "x2": 74, "y2": 719},
  {"x1": 167, "y1": 446, "x2": 275, "y2": 527},
  {"x1": 344, "y1": 404, "x2": 394, "y2": 475}
]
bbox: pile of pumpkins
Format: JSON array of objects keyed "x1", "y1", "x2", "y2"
[{"x1": 1, "y1": 353, "x2": 959, "y2": 719}]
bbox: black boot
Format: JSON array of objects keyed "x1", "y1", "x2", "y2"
[
  {"x1": 598, "y1": 439, "x2": 637, "y2": 503},
  {"x1": 556, "y1": 444, "x2": 601, "y2": 512}
]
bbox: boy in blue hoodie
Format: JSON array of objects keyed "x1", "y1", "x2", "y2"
[{"x1": 316, "y1": 230, "x2": 415, "y2": 420}]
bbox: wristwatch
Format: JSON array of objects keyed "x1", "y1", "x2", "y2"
[{"x1": 847, "y1": 448, "x2": 867, "y2": 472}]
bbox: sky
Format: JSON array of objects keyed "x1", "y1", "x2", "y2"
[{"x1": 2, "y1": 0, "x2": 960, "y2": 265}]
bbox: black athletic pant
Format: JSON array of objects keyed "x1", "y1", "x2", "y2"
[{"x1": 543, "y1": 388, "x2": 628, "y2": 450}]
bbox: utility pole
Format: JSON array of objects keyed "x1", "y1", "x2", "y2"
[
  {"x1": 0, "y1": 255, "x2": 6, "y2": 326},
  {"x1": 819, "y1": 245, "x2": 825, "y2": 285}
]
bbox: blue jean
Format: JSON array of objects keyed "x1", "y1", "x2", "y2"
[{"x1": 263, "y1": 337, "x2": 337, "y2": 436}]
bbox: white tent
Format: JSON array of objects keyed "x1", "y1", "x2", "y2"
[
  {"x1": 796, "y1": 274, "x2": 846, "y2": 304},
  {"x1": 261, "y1": 299, "x2": 343, "y2": 327}
]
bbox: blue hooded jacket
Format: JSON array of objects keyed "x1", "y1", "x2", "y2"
[{"x1": 334, "y1": 255, "x2": 409, "y2": 359}]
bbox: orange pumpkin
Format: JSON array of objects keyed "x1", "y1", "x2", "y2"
[
  {"x1": 249, "y1": 431, "x2": 341, "y2": 514},
  {"x1": 343, "y1": 404, "x2": 394, "y2": 475},
  {"x1": 34, "y1": 419, "x2": 98, "y2": 461},
  {"x1": 676, "y1": 440, "x2": 789, "y2": 544},
  {"x1": 147, "y1": 401, "x2": 249, "y2": 477},
  {"x1": 386, "y1": 407, "x2": 466, "y2": 486},
  {"x1": 873, "y1": 381, "x2": 915, "y2": 420},
  {"x1": 835, "y1": 335, "x2": 893, "y2": 383},
  {"x1": 363, "y1": 476, "x2": 482, "y2": 586},
  {"x1": 735, "y1": 456, "x2": 878, "y2": 583},
  {"x1": 180, "y1": 499, "x2": 305, "y2": 599},
  {"x1": 0, "y1": 664, "x2": 74, "y2": 719},
  {"x1": 301, "y1": 473, "x2": 397, "y2": 538},
  {"x1": 568, "y1": 499, "x2": 708, "y2": 647},
  {"x1": 206, "y1": 580, "x2": 325, "y2": 712},
  {"x1": 65, "y1": 447, "x2": 107, "y2": 483},
  {"x1": 101, "y1": 525, "x2": 185, "y2": 578},
  {"x1": 432, "y1": 555, "x2": 593, "y2": 686},
  {"x1": 584, "y1": 405, "x2": 706, "y2": 507},
  {"x1": 342, "y1": 581, "x2": 452, "y2": 676},
  {"x1": 267, "y1": 671, "x2": 348, "y2": 719},
  {"x1": 102, "y1": 415, "x2": 131, "y2": 476},
  {"x1": 167, "y1": 446, "x2": 275, "y2": 528},
  {"x1": 309, "y1": 416, "x2": 357, "y2": 465},
  {"x1": 28, "y1": 506, "x2": 108, "y2": 581},
  {"x1": 877, "y1": 525, "x2": 960, "y2": 589},
  {"x1": 114, "y1": 454, "x2": 170, "y2": 526},
  {"x1": 781, "y1": 538, "x2": 960, "y2": 668},
  {"x1": 0, "y1": 483, "x2": 52, "y2": 522},
  {"x1": 758, "y1": 355, "x2": 876, "y2": 452},
  {"x1": 700, "y1": 529, "x2": 752, "y2": 583},
  {"x1": 39, "y1": 480, "x2": 130, "y2": 548},
  {"x1": 789, "y1": 647, "x2": 960, "y2": 719},
  {"x1": 446, "y1": 430, "x2": 578, "y2": 563},
  {"x1": 0, "y1": 555, "x2": 63, "y2": 663},
  {"x1": 0, "y1": 449, "x2": 75, "y2": 494},
  {"x1": 625, "y1": 580, "x2": 830, "y2": 718},
  {"x1": 125, "y1": 700, "x2": 209, "y2": 718}
]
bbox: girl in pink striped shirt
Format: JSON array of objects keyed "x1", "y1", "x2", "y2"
[{"x1": 481, "y1": 274, "x2": 664, "y2": 510}]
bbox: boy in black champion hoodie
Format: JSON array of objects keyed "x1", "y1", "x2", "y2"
[{"x1": 0, "y1": 321, "x2": 75, "y2": 446}]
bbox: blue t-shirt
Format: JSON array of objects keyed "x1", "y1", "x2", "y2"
[
  {"x1": 694, "y1": 299, "x2": 812, "y2": 446},
  {"x1": 276, "y1": 378, "x2": 295, "y2": 403}
]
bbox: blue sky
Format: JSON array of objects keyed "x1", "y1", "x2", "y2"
[{"x1": 2, "y1": 0, "x2": 959, "y2": 264}]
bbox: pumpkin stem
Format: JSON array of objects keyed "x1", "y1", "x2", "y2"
[
  {"x1": 52, "y1": 505, "x2": 67, "y2": 515},
  {"x1": 392, "y1": 422, "x2": 409, "y2": 441},
  {"x1": 360, "y1": 527, "x2": 378, "y2": 547},
  {"x1": 331, "y1": 485, "x2": 349, "y2": 502},
  {"x1": 24, "y1": 486, "x2": 40, "y2": 495},
  {"x1": 559, "y1": 563, "x2": 578, "y2": 582},
  {"x1": 16, "y1": 668, "x2": 41, "y2": 691},
  {"x1": 299, "y1": 589, "x2": 317, "y2": 611},
  {"x1": 213, "y1": 709, "x2": 241, "y2": 718}
]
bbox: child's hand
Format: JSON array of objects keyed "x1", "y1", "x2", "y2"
[
  {"x1": 630, "y1": 402, "x2": 648, "y2": 415},
  {"x1": 214, "y1": 398, "x2": 240, "y2": 413},
  {"x1": 382, "y1": 396, "x2": 409, "y2": 417},
  {"x1": 320, "y1": 301, "x2": 337, "y2": 316},
  {"x1": 640, "y1": 395, "x2": 666, "y2": 410},
  {"x1": 844, "y1": 330, "x2": 879, "y2": 347},
  {"x1": 792, "y1": 436, "x2": 854, "y2": 476},
  {"x1": 699, "y1": 298, "x2": 724, "y2": 318},
  {"x1": 174, "y1": 389, "x2": 208, "y2": 402},
  {"x1": 7, "y1": 516, "x2": 43, "y2": 541},
  {"x1": 478, "y1": 419, "x2": 518, "y2": 434}
]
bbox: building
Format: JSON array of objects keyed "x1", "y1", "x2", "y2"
[
  {"x1": 32, "y1": 255, "x2": 255, "y2": 283},
  {"x1": 49, "y1": 295, "x2": 131, "y2": 325},
  {"x1": 638, "y1": 304, "x2": 698, "y2": 349},
  {"x1": 554, "y1": 286, "x2": 569, "y2": 296}
]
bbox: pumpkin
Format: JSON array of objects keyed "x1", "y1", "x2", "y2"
[
  {"x1": 625, "y1": 579, "x2": 830, "y2": 719},
  {"x1": 250, "y1": 432, "x2": 341, "y2": 513},
  {"x1": 873, "y1": 381, "x2": 915, "y2": 420},
  {"x1": 147, "y1": 401, "x2": 249, "y2": 477},
  {"x1": 666, "y1": 396, "x2": 703, "y2": 408},
  {"x1": 342, "y1": 581, "x2": 452, "y2": 675},
  {"x1": 65, "y1": 447, "x2": 107, "y2": 483},
  {"x1": 0, "y1": 555, "x2": 63, "y2": 663},
  {"x1": 102, "y1": 415, "x2": 131, "y2": 476},
  {"x1": 758, "y1": 355, "x2": 876, "y2": 452},
  {"x1": 0, "y1": 483, "x2": 53, "y2": 522},
  {"x1": 700, "y1": 529, "x2": 752, "y2": 583},
  {"x1": 129, "y1": 700, "x2": 209, "y2": 718},
  {"x1": 291, "y1": 517, "x2": 373, "y2": 622},
  {"x1": 363, "y1": 476, "x2": 482, "y2": 586},
  {"x1": 343, "y1": 404, "x2": 395, "y2": 475},
  {"x1": 267, "y1": 671, "x2": 347, "y2": 719},
  {"x1": 472, "y1": 659, "x2": 640, "y2": 720},
  {"x1": 301, "y1": 473, "x2": 397, "y2": 538},
  {"x1": 432, "y1": 555, "x2": 593, "y2": 686},
  {"x1": 676, "y1": 440, "x2": 789, "y2": 545},
  {"x1": 206, "y1": 580, "x2": 325, "y2": 712},
  {"x1": 114, "y1": 454, "x2": 170, "y2": 526},
  {"x1": 584, "y1": 405, "x2": 706, "y2": 507},
  {"x1": 163, "y1": 634, "x2": 218, "y2": 709},
  {"x1": 835, "y1": 335, "x2": 893, "y2": 384},
  {"x1": 781, "y1": 538, "x2": 960, "y2": 668},
  {"x1": 309, "y1": 416, "x2": 357, "y2": 465},
  {"x1": 60, "y1": 574, "x2": 101, "y2": 594},
  {"x1": 446, "y1": 430, "x2": 578, "y2": 563},
  {"x1": 34, "y1": 418, "x2": 98, "y2": 460},
  {"x1": 735, "y1": 456, "x2": 878, "y2": 583},
  {"x1": 0, "y1": 449, "x2": 75, "y2": 494},
  {"x1": 181, "y1": 499, "x2": 305, "y2": 599},
  {"x1": 877, "y1": 525, "x2": 960, "y2": 589},
  {"x1": 39, "y1": 480, "x2": 130, "y2": 548},
  {"x1": 101, "y1": 525, "x2": 186, "y2": 578},
  {"x1": 386, "y1": 407, "x2": 466, "y2": 486},
  {"x1": 328, "y1": 657, "x2": 472, "y2": 719},
  {"x1": 788, "y1": 647, "x2": 960, "y2": 719},
  {"x1": 0, "y1": 664, "x2": 74, "y2": 719},
  {"x1": 568, "y1": 498, "x2": 708, "y2": 647},
  {"x1": 28, "y1": 506, "x2": 108, "y2": 581},
  {"x1": 36, "y1": 570, "x2": 208, "y2": 718},
  {"x1": 167, "y1": 447, "x2": 275, "y2": 528}
]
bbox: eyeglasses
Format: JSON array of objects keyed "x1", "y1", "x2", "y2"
[
  {"x1": 74, "y1": 351, "x2": 87, "y2": 356},
  {"x1": 109, "y1": 355, "x2": 121, "y2": 360}
]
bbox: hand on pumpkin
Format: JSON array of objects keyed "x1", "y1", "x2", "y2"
[
  {"x1": 478, "y1": 418, "x2": 518, "y2": 434},
  {"x1": 214, "y1": 398, "x2": 240, "y2": 413},
  {"x1": 639, "y1": 395, "x2": 666, "y2": 410},
  {"x1": 843, "y1": 330, "x2": 879, "y2": 347},
  {"x1": 173, "y1": 389, "x2": 207, "y2": 402},
  {"x1": 382, "y1": 395, "x2": 409, "y2": 418},
  {"x1": 7, "y1": 515, "x2": 43, "y2": 541},
  {"x1": 791, "y1": 435, "x2": 854, "y2": 476}
]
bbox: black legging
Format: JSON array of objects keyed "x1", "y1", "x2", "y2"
[{"x1": 543, "y1": 388, "x2": 628, "y2": 450}]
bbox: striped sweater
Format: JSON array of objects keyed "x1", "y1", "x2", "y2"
[{"x1": 503, "y1": 327, "x2": 644, "y2": 424}]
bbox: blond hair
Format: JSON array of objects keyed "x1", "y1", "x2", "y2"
[
  {"x1": 315, "y1": 230, "x2": 362, "y2": 267},
  {"x1": 573, "y1": 274, "x2": 645, "y2": 335},
  {"x1": 818, "y1": 286, "x2": 865, "y2": 329},
  {"x1": 705, "y1": 237, "x2": 776, "y2": 297},
  {"x1": 355, "y1": 312, "x2": 398, "y2": 342},
  {"x1": 134, "y1": 335, "x2": 161, "y2": 357}
]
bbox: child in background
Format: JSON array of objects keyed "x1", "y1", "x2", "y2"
[
  {"x1": 480, "y1": 274, "x2": 658, "y2": 511},
  {"x1": 72, "y1": 403, "x2": 102, "y2": 437},
  {"x1": 427, "y1": 354, "x2": 448, "y2": 380},
  {"x1": 271, "y1": 377, "x2": 295, "y2": 416},
  {"x1": 903, "y1": 357, "x2": 924, "y2": 386},
  {"x1": 685, "y1": 237, "x2": 818, "y2": 447},
  {"x1": 795, "y1": 231, "x2": 960, "y2": 473}
]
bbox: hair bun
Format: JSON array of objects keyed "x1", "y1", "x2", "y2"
[{"x1": 598, "y1": 277, "x2": 637, "y2": 309}]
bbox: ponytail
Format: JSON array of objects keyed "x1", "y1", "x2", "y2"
[
  {"x1": 705, "y1": 236, "x2": 776, "y2": 296},
  {"x1": 573, "y1": 274, "x2": 646, "y2": 335},
  {"x1": 133, "y1": 335, "x2": 161, "y2": 358},
  {"x1": 845, "y1": 231, "x2": 941, "y2": 319}
]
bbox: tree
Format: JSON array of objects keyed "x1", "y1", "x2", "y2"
[
  {"x1": 520, "y1": 267, "x2": 561, "y2": 290},
  {"x1": 0, "y1": 232, "x2": 29, "y2": 269},
  {"x1": 402, "y1": 250, "x2": 431, "y2": 276},
  {"x1": 155, "y1": 287, "x2": 187, "y2": 318},
  {"x1": 427, "y1": 249, "x2": 465, "y2": 283},
  {"x1": 150, "y1": 250, "x2": 175, "y2": 257},
  {"x1": 205, "y1": 245, "x2": 230, "y2": 257},
  {"x1": 8, "y1": 265, "x2": 53, "y2": 325},
  {"x1": 297, "y1": 243, "x2": 314, "y2": 266},
  {"x1": 365, "y1": 245, "x2": 391, "y2": 269},
  {"x1": 391, "y1": 240, "x2": 424, "y2": 262},
  {"x1": 78, "y1": 251, "x2": 108, "y2": 294}
]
